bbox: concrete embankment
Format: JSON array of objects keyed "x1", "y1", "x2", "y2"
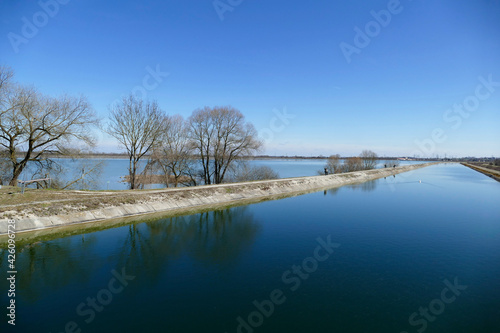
[
  {"x1": 0, "y1": 162, "x2": 438, "y2": 236},
  {"x1": 461, "y1": 163, "x2": 500, "y2": 182}
]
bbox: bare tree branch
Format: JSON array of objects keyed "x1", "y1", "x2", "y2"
[
  {"x1": 0, "y1": 67, "x2": 98, "y2": 186},
  {"x1": 150, "y1": 115, "x2": 197, "y2": 187}
]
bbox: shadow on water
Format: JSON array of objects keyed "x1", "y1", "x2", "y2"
[{"x1": 0, "y1": 206, "x2": 260, "y2": 302}]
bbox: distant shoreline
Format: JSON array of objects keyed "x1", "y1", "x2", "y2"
[{"x1": 15, "y1": 153, "x2": 427, "y2": 161}]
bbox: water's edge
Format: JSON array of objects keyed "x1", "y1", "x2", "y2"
[
  {"x1": 0, "y1": 162, "x2": 440, "y2": 237},
  {"x1": 461, "y1": 162, "x2": 500, "y2": 182}
]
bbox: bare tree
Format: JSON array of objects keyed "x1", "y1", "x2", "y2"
[
  {"x1": 0, "y1": 67, "x2": 97, "y2": 186},
  {"x1": 343, "y1": 157, "x2": 363, "y2": 172},
  {"x1": 60, "y1": 159, "x2": 106, "y2": 190},
  {"x1": 224, "y1": 160, "x2": 279, "y2": 183},
  {"x1": 360, "y1": 150, "x2": 378, "y2": 170},
  {"x1": 188, "y1": 106, "x2": 262, "y2": 185},
  {"x1": 0, "y1": 150, "x2": 10, "y2": 185},
  {"x1": 0, "y1": 66, "x2": 10, "y2": 184},
  {"x1": 106, "y1": 94, "x2": 166, "y2": 189},
  {"x1": 188, "y1": 106, "x2": 214, "y2": 185},
  {"x1": 326, "y1": 154, "x2": 342, "y2": 174},
  {"x1": 0, "y1": 66, "x2": 14, "y2": 93},
  {"x1": 151, "y1": 115, "x2": 194, "y2": 187}
]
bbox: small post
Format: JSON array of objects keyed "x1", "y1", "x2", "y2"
[{"x1": 81, "y1": 168, "x2": 85, "y2": 190}]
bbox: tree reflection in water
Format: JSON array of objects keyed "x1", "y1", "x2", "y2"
[
  {"x1": 1, "y1": 234, "x2": 99, "y2": 303},
  {"x1": 119, "y1": 207, "x2": 261, "y2": 277},
  {"x1": 0, "y1": 206, "x2": 261, "y2": 302},
  {"x1": 325, "y1": 180, "x2": 378, "y2": 196}
]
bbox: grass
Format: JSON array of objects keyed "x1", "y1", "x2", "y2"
[
  {"x1": 0, "y1": 183, "x2": 248, "y2": 218},
  {"x1": 0, "y1": 180, "x2": 281, "y2": 218},
  {"x1": 0, "y1": 185, "x2": 148, "y2": 218},
  {"x1": 467, "y1": 162, "x2": 500, "y2": 173},
  {"x1": 462, "y1": 163, "x2": 500, "y2": 181}
]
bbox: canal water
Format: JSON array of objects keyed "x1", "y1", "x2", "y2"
[{"x1": 1, "y1": 163, "x2": 499, "y2": 332}]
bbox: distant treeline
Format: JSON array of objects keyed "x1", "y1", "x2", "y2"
[{"x1": 13, "y1": 152, "x2": 480, "y2": 161}]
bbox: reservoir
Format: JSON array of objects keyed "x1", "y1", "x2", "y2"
[{"x1": 1, "y1": 163, "x2": 499, "y2": 332}]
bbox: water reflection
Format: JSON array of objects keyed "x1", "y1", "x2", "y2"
[
  {"x1": 324, "y1": 180, "x2": 378, "y2": 196},
  {"x1": 1, "y1": 235, "x2": 100, "y2": 303},
  {"x1": 0, "y1": 206, "x2": 260, "y2": 302},
  {"x1": 350, "y1": 179, "x2": 377, "y2": 192},
  {"x1": 117, "y1": 207, "x2": 261, "y2": 281}
]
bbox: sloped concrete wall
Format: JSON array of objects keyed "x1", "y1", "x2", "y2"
[{"x1": 0, "y1": 162, "x2": 437, "y2": 235}]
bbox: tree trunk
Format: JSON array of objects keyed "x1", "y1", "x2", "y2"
[
  {"x1": 9, "y1": 162, "x2": 25, "y2": 186},
  {"x1": 129, "y1": 157, "x2": 136, "y2": 190},
  {"x1": 8, "y1": 176, "x2": 18, "y2": 187}
]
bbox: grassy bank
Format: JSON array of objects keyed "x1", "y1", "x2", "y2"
[{"x1": 461, "y1": 163, "x2": 500, "y2": 182}]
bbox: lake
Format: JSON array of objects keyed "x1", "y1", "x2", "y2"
[
  {"x1": 1, "y1": 163, "x2": 499, "y2": 332},
  {"x1": 18, "y1": 158, "x2": 427, "y2": 190}
]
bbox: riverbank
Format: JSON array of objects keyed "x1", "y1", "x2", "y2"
[
  {"x1": 461, "y1": 163, "x2": 500, "y2": 182},
  {"x1": 0, "y1": 162, "x2": 439, "y2": 236}
]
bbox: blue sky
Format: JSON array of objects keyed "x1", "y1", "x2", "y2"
[{"x1": 1, "y1": 0, "x2": 499, "y2": 157}]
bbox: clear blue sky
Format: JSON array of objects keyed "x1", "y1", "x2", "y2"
[{"x1": 1, "y1": 0, "x2": 499, "y2": 157}]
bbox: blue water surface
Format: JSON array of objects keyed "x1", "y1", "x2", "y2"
[{"x1": 1, "y1": 163, "x2": 499, "y2": 332}]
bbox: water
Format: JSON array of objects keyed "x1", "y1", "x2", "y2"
[
  {"x1": 1, "y1": 163, "x2": 499, "y2": 332},
  {"x1": 18, "y1": 157, "x2": 427, "y2": 190}
]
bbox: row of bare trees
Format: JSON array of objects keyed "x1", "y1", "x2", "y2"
[
  {"x1": 324, "y1": 150, "x2": 379, "y2": 174},
  {"x1": 105, "y1": 95, "x2": 264, "y2": 189},
  {"x1": 1, "y1": 66, "x2": 265, "y2": 189}
]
